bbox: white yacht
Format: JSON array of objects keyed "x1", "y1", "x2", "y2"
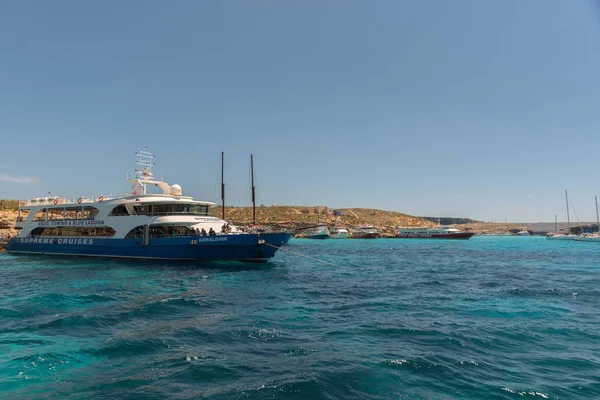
[
  {"x1": 396, "y1": 225, "x2": 474, "y2": 239},
  {"x1": 303, "y1": 224, "x2": 329, "y2": 239},
  {"x1": 329, "y1": 226, "x2": 349, "y2": 239}
]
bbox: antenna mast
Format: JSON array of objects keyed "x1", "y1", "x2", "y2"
[
  {"x1": 221, "y1": 151, "x2": 225, "y2": 221},
  {"x1": 565, "y1": 190, "x2": 571, "y2": 233},
  {"x1": 251, "y1": 154, "x2": 256, "y2": 225},
  {"x1": 134, "y1": 148, "x2": 157, "y2": 194},
  {"x1": 594, "y1": 196, "x2": 600, "y2": 232}
]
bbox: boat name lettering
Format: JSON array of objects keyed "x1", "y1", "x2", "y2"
[
  {"x1": 19, "y1": 238, "x2": 95, "y2": 245},
  {"x1": 37, "y1": 220, "x2": 105, "y2": 226},
  {"x1": 197, "y1": 237, "x2": 228, "y2": 242}
]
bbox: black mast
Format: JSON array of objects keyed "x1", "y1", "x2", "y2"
[
  {"x1": 251, "y1": 154, "x2": 256, "y2": 225},
  {"x1": 221, "y1": 151, "x2": 225, "y2": 221}
]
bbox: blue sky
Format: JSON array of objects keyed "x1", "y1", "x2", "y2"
[{"x1": 1, "y1": 1, "x2": 600, "y2": 222}]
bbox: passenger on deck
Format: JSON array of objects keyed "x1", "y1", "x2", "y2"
[
  {"x1": 200, "y1": 228, "x2": 207, "y2": 236},
  {"x1": 209, "y1": 228, "x2": 216, "y2": 236}
]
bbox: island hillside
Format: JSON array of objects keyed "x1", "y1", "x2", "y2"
[
  {"x1": 1, "y1": 200, "x2": 540, "y2": 240},
  {"x1": 0, "y1": 201, "x2": 432, "y2": 239},
  {"x1": 211, "y1": 206, "x2": 433, "y2": 236}
]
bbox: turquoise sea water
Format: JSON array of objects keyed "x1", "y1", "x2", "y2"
[{"x1": 1, "y1": 236, "x2": 599, "y2": 399}]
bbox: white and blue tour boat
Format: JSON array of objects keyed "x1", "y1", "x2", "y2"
[{"x1": 7, "y1": 150, "x2": 291, "y2": 263}]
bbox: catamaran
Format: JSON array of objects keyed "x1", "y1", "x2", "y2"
[{"x1": 6, "y1": 150, "x2": 290, "y2": 262}]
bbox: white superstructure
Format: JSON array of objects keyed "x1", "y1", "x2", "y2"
[{"x1": 14, "y1": 150, "x2": 237, "y2": 240}]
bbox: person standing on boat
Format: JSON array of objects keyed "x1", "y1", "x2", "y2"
[{"x1": 209, "y1": 228, "x2": 216, "y2": 236}]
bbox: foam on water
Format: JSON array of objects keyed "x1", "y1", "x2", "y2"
[{"x1": 1, "y1": 236, "x2": 600, "y2": 399}]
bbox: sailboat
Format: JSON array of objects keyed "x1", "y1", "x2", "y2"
[{"x1": 547, "y1": 190, "x2": 577, "y2": 240}]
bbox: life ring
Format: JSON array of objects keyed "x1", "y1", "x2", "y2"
[
  {"x1": 98, "y1": 196, "x2": 104, "y2": 202},
  {"x1": 78, "y1": 198, "x2": 83, "y2": 204},
  {"x1": 53, "y1": 199, "x2": 59, "y2": 205}
]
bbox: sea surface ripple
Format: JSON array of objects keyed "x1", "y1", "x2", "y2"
[{"x1": 1, "y1": 236, "x2": 600, "y2": 399}]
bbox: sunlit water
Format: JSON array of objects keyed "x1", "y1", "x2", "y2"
[{"x1": 1, "y1": 236, "x2": 599, "y2": 399}]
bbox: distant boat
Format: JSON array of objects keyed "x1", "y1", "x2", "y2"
[
  {"x1": 303, "y1": 224, "x2": 330, "y2": 239},
  {"x1": 396, "y1": 224, "x2": 474, "y2": 239},
  {"x1": 351, "y1": 226, "x2": 380, "y2": 239},
  {"x1": 329, "y1": 226, "x2": 349, "y2": 239},
  {"x1": 547, "y1": 190, "x2": 577, "y2": 240},
  {"x1": 514, "y1": 230, "x2": 531, "y2": 236},
  {"x1": 575, "y1": 195, "x2": 600, "y2": 242}
]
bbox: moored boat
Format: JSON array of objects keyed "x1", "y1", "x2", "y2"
[
  {"x1": 546, "y1": 232, "x2": 577, "y2": 240},
  {"x1": 396, "y1": 225, "x2": 474, "y2": 239},
  {"x1": 514, "y1": 229, "x2": 531, "y2": 236},
  {"x1": 329, "y1": 226, "x2": 349, "y2": 239},
  {"x1": 303, "y1": 224, "x2": 330, "y2": 239},
  {"x1": 7, "y1": 150, "x2": 290, "y2": 263},
  {"x1": 547, "y1": 190, "x2": 576, "y2": 240},
  {"x1": 351, "y1": 225, "x2": 380, "y2": 239}
]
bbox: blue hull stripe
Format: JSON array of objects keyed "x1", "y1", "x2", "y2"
[{"x1": 6, "y1": 233, "x2": 290, "y2": 262}]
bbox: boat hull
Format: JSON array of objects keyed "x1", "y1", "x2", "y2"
[
  {"x1": 304, "y1": 233, "x2": 330, "y2": 239},
  {"x1": 329, "y1": 233, "x2": 349, "y2": 239},
  {"x1": 546, "y1": 235, "x2": 577, "y2": 240},
  {"x1": 575, "y1": 236, "x2": 600, "y2": 242},
  {"x1": 352, "y1": 233, "x2": 380, "y2": 239},
  {"x1": 6, "y1": 232, "x2": 291, "y2": 263},
  {"x1": 396, "y1": 232, "x2": 474, "y2": 240}
]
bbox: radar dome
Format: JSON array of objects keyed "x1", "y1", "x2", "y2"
[{"x1": 170, "y1": 184, "x2": 182, "y2": 196}]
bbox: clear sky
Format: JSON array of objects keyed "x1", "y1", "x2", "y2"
[{"x1": 1, "y1": 1, "x2": 600, "y2": 222}]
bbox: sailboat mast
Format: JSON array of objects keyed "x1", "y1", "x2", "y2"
[
  {"x1": 594, "y1": 196, "x2": 600, "y2": 232},
  {"x1": 251, "y1": 154, "x2": 256, "y2": 225},
  {"x1": 554, "y1": 213, "x2": 558, "y2": 233},
  {"x1": 221, "y1": 151, "x2": 225, "y2": 221},
  {"x1": 565, "y1": 190, "x2": 571, "y2": 233}
]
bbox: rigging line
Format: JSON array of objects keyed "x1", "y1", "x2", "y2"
[
  {"x1": 568, "y1": 199, "x2": 581, "y2": 222},
  {"x1": 262, "y1": 243, "x2": 343, "y2": 268},
  {"x1": 568, "y1": 199, "x2": 585, "y2": 233}
]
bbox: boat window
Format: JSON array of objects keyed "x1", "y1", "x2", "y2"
[
  {"x1": 151, "y1": 204, "x2": 171, "y2": 215},
  {"x1": 188, "y1": 204, "x2": 209, "y2": 216},
  {"x1": 110, "y1": 203, "x2": 210, "y2": 217},
  {"x1": 30, "y1": 226, "x2": 116, "y2": 237},
  {"x1": 109, "y1": 205, "x2": 129, "y2": 216},
  {"x1": 133, "y1": 204, "x2": 151, "y2": 215},
  {"x1": 33, "y1": 209, "x2": 48, "y2": 221},
  {"x1": 46, "y1": 206, "x2": 100, "y2": 220},
  {"x1": 125, "y1": 225, "x2": 196, "y2": 238}
]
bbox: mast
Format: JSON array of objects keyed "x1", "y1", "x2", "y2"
[
  {"x1": 594, "y1": 196, "x2": 600, "y2": 232},
  {"x1": 554, "y1": 213, "x2": 558, "y2": 233},
  {"x1": 251, "y1": 154, "x2": 256, "y2": 225},
  {"x1": 221, "y1": 152, "x2": 225, "y2": 220},
  {"x1": 565, "y1": 190, "x2": 571, "y2": 234}
]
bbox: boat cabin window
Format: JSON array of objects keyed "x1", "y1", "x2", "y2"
[
  {"x1": 109, "y1": 205, "x2": 130, "y2": 216},
  {"x1": 33, "y1": 209, "x2": 48, "y2": 221},
  {"x1": 47, "y1": 206, "x2": 99, "y2": 220},
  {"x1": 188, "y1": 204, "x2": 209, "y2": 216},
  {"x1": 30, "y1": 226, "x2": 116, "y2": 237},
  {"x1": 109, "y1": 203, "x2": 209, "y2": 216},
  {"x1": 109, "y1": 203, "x2": 210, "y2": 217},
  {"x1": 125, "y1": 225, "x2": 196, "y2": 238}
]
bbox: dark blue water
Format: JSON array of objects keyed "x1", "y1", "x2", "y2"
[{"x1": 1, "y1": 237, "x2": 599, "y2": 399}]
